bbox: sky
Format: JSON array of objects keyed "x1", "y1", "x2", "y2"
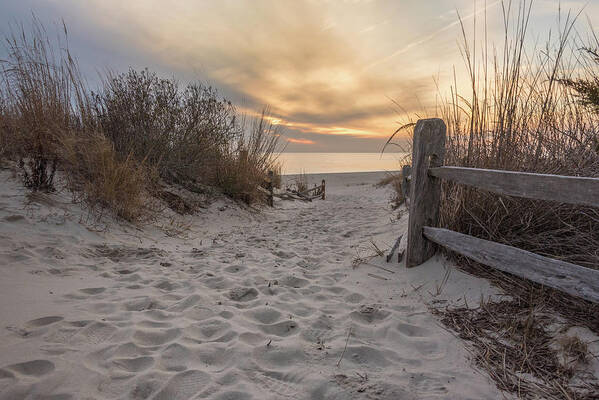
[{"x1": 1, "y1": 0, "x2": 598, "y2": 152}]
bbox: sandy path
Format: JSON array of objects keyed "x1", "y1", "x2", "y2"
[{"x1": 0, "y1": 171, "x2": 503, "y2": 399}]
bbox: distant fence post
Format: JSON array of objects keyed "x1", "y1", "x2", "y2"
[
  {"x1": 406, "y1": 119, "x2": 446, "y2": 268},
  {"x1": 267, "y1": 170, "x2": 274, "y2": 207},
  {"x1": 321, "y1": 179, "x2": 326, "y2": 200}
]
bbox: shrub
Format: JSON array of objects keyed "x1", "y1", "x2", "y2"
[
  {"x1": 0, "y1": 20, "x2": 150, "y2": 220},
  {"x1": 94, "y1": 69, "x2": 280, "y2": 203},
  {"x1": 94, "y1": 69, "x2": 239, "y2": 181}
]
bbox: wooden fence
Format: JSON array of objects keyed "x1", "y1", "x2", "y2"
[
  {"x1": 405, "y1": 118, "x2": 599, "y2": 303},
  {"x1": 260, "y1": 173, "x2": 325, "y2": 206}
]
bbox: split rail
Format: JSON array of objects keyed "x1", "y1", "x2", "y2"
[
  {"x1": 260, "y1": 172, "x2": 325, "y2": 206},
  {"x1": 406, "y1": 118, "x2": 599, "y2": 303}
]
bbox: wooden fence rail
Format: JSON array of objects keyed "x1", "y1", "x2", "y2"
[
  {"x1": 406, "y1": 118, "x2": 599, "y2": 303},
  {"x1": 261, "y1": 174, "x2": 325, "y2": 206}
]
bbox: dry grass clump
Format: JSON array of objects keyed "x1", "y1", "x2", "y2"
[
  {"x1": 58, "y1": 134, "x2": 151, "y2": 221},
  {"x1": 433, "y1": 297, "x2": 599, "y2": 399},
  {"x1": 376, "y1": 172, "x2": 407, "y2": 209},
  {"x1": 270, "y1": 164, "x2": 282, "y2": 189},
  {"x1": 0, "y1": 19, "x2": 280, "y2": 221},
  {"x1": 212, "y1": 112, "x2": 280, "y2": 203}
]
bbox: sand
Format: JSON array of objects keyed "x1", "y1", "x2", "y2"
[{"x1": 0, "y1": 169, "x2": 507, "y2": 399}]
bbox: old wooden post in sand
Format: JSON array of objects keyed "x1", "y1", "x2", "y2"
[
  {"x1": 406, "y1": 119, "x2": 446, "y2": 268},
  {"x1": 321, "y1": 179, "x2": 326, "y2": 200}
]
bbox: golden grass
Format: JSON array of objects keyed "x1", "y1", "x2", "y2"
[{"x1": 386, "y1": 4, "x2": 599, "y2": 397}]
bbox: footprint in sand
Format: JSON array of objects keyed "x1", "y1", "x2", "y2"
[
  {"x1": 258, "y1": 320, "x2": 299, "y2": 337},
  {"x1": 70, "y1": 321, "x2": 117, "y2": 345},
  {"x1": 215, "y1": 391, "x2": 253, "y2": 400},
  {"x1": 279, "y1": 275, "x2": 310, "y2": 289},
  {"x1": 245, "y1": 307, "x2": 282, "y2": 324},
  {"x1": 160, "y1": 343, "x2": 191, "y2": 371},
  {"x1": 350, "y1": 304, "x2": 391, "y2": 324},
  {"x1": 150, "y1": 369, "x2": 211, "y2": 400},
  {"x1": 25, "y1": 316, "x2": 63, "y2": 328},
  {"x1": 184, "y1": 319, "x2": 233, "y2": 342},
  {"x1": 133, "y1": 328, "x2": 181, "y2": 346},
  {"x1": 223, "y1": 264, "x2": 248, "y2": 274},
  {"x1": 79, "y1": 287, "x2": 106, "y2": 295},
  {"x1": 111, "y1": 356, "x2": 154, "y2": 373},
  {"x1": 396, "y1": 322, "x2": 431, "y2": 338},
  {"x1": 2, "y1": 359, "x2": 55, "y2": 377},
  {"x1": 228, "y1": 287, "x2": 259, "y2": 302}
]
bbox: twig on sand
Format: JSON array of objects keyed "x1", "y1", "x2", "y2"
[
  {"x1": 336, "y1": 326, "x2": 353, "y2": 367},
  {"x1": 367, "y1": 273, "x2": 389, "y2": 281},
  {"x1": 363, "y1": 262, "x2": 395, "y2": 274}
]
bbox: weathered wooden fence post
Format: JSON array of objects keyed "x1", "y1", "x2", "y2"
[
  {"x1": 267, "y1": 170, "x2": 274, "y2": 207},
  {"x1": 406, "y1": 119, "x2": 446, "y2": 268},
  {"x1": 321, "y1": 179, "x2": 326, "y2": 200}
]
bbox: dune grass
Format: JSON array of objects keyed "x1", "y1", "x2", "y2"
[
  {"x1": 385, "y1": 3, "x2": 599, "y2": 269},
  {"x1": 0, "y1": 19, "x2": 280, "y2": 221},
  {"x1": 437, "y1": 5, "x2": 599, "y2": 271},
  {"x1": 384, "y1": 3, "x2": 599, "y2": 397}
]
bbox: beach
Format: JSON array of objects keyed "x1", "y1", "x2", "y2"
[{"x1": 0, "y1": 169, "x2": 508, "y2": 399}]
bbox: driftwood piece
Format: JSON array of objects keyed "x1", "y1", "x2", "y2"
[
  {"x1": 367, "y1": 273, "x2": 389, "y2": 281},
  {"x1": 423, "y1": 226, "x2": 599, "y2": 303},
  {"x1": 301, "y1": 186, "x2": 322, "y2": 194},
  {"x1": 386, "y1": 234, "x2": 403, "y2": 263},
  {"x1": 406, "y1": 119, "x2": 446, "y2": 268},
  {"x1": 428, "y1": 166, "x2": 599, "y2": 208},
  {"x1": 363, "y1": 262, "x2": 395, "y2": 274}
]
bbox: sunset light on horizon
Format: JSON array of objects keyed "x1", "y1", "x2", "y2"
[{"x1": 2, "y1": 0, "x2": 598, "y2": 152}]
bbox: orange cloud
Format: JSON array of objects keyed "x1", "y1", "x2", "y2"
[{"x1": 287, "y1": 138, "x2": 316, "y2": 145}]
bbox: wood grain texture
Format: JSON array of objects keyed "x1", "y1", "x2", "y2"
[
  {"x1": 429, "y1": 166, "x2": 599, "y2": 208},
  {"x1": 406, "y1": 119, "x2": 446, "y2": 268},
  {"x1": 423, "y1": 227, "x2": 599, "y2": 303}
]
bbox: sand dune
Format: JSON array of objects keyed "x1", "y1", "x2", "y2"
[{"x1": 0, "y1": 170, "x2": 505, "y2": 399}]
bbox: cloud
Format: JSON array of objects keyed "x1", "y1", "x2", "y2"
[
  {"x1": 287, "y1": 138, "x2": 316, "y2": 145},
  {"x1": 26, "y1": 0, "x2": 439, "y2": 144},
  {"x1": 3, "y1": 0, "x2": 595, "y2": 152}
]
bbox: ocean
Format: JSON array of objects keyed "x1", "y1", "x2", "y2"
[{"x1": 278, "y1": 152, "x2": 408, "y2": 175}]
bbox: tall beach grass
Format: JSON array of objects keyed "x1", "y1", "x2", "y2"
[{"x1": 386, "y1": 3, "x2": 599, "y2": 396}]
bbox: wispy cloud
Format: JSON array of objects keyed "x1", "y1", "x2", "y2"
[
  {"x1": 364, "y1": 0, "x2": 502, "y2": 71},
  {"x1": 1, "y1": 0, "x2": 592, "y2": 152},
  {"x1": 287, "y1": 138, "x2": 316, "y2": 145}
]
